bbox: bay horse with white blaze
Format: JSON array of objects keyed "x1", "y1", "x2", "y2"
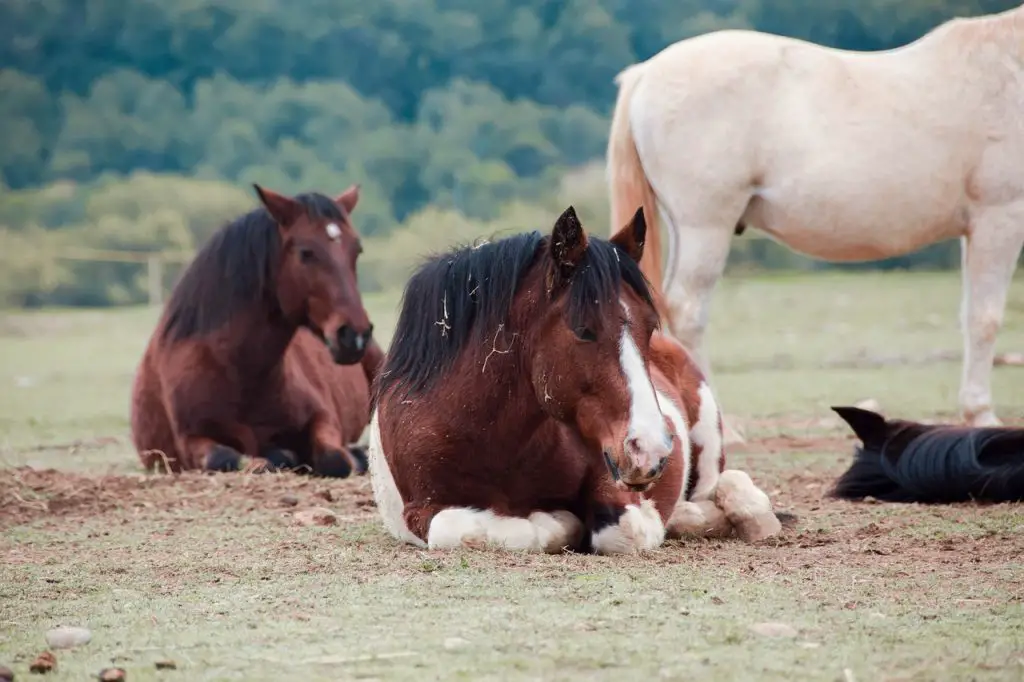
[
  {"x1": 368, "y1": 206, "x2": 783, "y2": 554},
  {"x1": 130, "y1": 184, "x2": 383, "y2": 477},
  {"x1": 607, "y1": 5, "x2": 1024, "y2": 441}
]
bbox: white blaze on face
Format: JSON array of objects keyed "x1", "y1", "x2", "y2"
[
  {"x1": 619, "y1": 300, "x2": 672, "y2": 470},
  {"x1": 326, "y1": 222, "x2": 342, "y2": 241}
]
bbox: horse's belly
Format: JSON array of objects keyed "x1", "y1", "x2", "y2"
[{"x1": 747, "y1": 176, "x2": 969, "y2": 261}]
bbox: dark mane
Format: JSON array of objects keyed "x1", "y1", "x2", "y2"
[
  {"x1": 376, "y1": 230, "x2": 655, "y2": 401},
  {"x1": 161, "y1": 193, "x2": 345, "y2": 342}
]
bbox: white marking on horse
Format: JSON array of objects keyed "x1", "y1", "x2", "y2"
[
  {"x1": 619, "y1": 301, "x2": 672, "y2": 469},
  {"x1": 426, "y1": 507, "x2": 583, "y2": 553},
  {"x1": 325, "y1": 222, "x2": 342, "y2": 241},
  {"x1": 590, "y1": 499, "x2": 666, "y2": 554},
  {"x1": 366, "y1": 411, "x2": 425, "y2": 548},
  {"x1": 688, "y1": 381, "x2": 723, "y2": 501},
  {"x1": 654, "y1": 388, "x2": 690, "y2": 494}
]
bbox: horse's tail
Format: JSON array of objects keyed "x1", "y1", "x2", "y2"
[{"x1": 607, "y1": 62, "x2": 671, "y2": 324}]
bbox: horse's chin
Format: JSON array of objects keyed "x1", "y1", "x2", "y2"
[{"x1": 615, "y1": 479, "x2": 655, "y2": 494}]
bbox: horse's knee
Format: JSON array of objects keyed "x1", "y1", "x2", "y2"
[
  {"x1": 967, "y1": 306, "x2": 1004, "y2": 346},
  {"x1": 590, "y1": 500, "x2": 666, "y2": 555},
  {"x1": 714, "y1": 470, "x2": 781, "y2": 543}
]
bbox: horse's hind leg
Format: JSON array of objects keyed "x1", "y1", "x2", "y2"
[
  {"x1": 410, "y1": 504, "x2": 585, "y2": 553},
  {"x1": 958, "y1": 214, "x2": 1024, "y2": 427},
  {"x1": 713, "y1": 470, "x2": 781, "y2": 543}
]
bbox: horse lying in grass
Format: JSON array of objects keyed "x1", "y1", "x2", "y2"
[
  {"x1": 830, "y1": 406, "x2": 1024, "y2": 504},
  {"x1": 607, "y1": 5, "x2": 1024, "y2": 441},
  {"x1": 131, "y1": 184, "x2": 383, "y2": 477},
  {"x1": 368, "y1": 205, "x2": 784, "y2": 554}
]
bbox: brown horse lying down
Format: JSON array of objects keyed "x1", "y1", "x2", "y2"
[
  {"x1": 368, "y1": 205, "x2": 783, "y2": 554},
  {"x1": 831, "y1": 406, "x2": 1024, "y2": 504},
  {"x1": 130, "y1": 184, "x2": 383, "y2": 477}
]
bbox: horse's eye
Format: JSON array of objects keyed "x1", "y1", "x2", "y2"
[
  {"x1": 299, "y1": 248, "x2": 316, "y2": 264},
  {"x1": 575, "y1": 327, "x2": 597, "y2": 342}
]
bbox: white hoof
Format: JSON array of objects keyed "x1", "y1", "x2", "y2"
[{"x1": 667, "y1": 499, "x2": 732, "y2": 539}]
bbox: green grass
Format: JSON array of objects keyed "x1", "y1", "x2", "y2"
[{"x1": 1, "y1": 271, "x2": 1023, "y2": 681}]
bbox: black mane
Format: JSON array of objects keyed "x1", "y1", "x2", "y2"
[
  {"x1": 376, "y1": 229, "x2": 655, "y2": 401},
  {"x1": 161, "y1": 192, "x2": 345, "y2": 342}
]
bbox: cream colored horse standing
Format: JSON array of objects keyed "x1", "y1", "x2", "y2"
[{"x1": 608, "y1": 5, "x2": 1024, "y2": 441}]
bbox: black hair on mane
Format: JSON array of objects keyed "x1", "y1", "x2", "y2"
[
  {"x1": 376, "y1": 229, "x2": 655, "y2": 400},
  {"x1": 161, "y1": 192, "x2": 345, "y2": 342}
]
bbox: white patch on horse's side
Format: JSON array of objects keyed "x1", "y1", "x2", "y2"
[
  {"x1": 688, "y1": 381, "x2": 723, "y2": 502},
  {"x1": 367, "y1": 411, "x2": 425, "y2": 548},
  {"x1": 620, "y1": 301, "x2": 672, "y2": 464},
  {"x1": 591, "y1": 499, "x2": 665, "y2": 554},
  {"x1": 654, "y1": 388, "x2": 691, "y2": 496},
  {"x1": 325, "y1": 222, "x2": 342, "y2": 241},
  {"x1": 427, "y1": 508, "x2": 583, "y2": 553}
]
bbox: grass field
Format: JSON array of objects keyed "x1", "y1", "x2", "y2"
[{"x1": 1, "y1": 271, "x2": 1023, "y2": 681}]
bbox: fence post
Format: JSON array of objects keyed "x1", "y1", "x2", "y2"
[{"x1": 147, "y1": 254, "x2": 163, "y2": 306}]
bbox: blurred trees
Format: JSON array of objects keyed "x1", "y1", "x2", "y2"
[{"x1": 0, "y1": 0, "x2": 1017, "y2": 306}]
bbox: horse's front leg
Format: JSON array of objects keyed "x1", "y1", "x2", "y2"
[
  {"x1": 587, "y1": 479, "x2": 667, "y2": 555},
  {"x1": 958, "y1": 215, "x2": 1024, "y2": 427},
  {"x1": 180, "y1": 423, "x2": 262, "y2": 473},
  {"x1": 308, "y1": 410, "x2": 367, "y2": 478}
]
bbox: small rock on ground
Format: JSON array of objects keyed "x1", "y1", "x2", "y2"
[
  {"x1": 45, "y1": 626, "x2": 91, "y2": 650},
  {"x1": 154, "y1": 660, "x2": 177, "y2": 670},
  {"x1": 279, "y1": 494, "x2": 299, "y2": 507},
  {"x1": 443, "y1": 637, "x2": 470, "y2": 651},
  {"x1": 294, "y1": 507, "x2": 338, "y2": 526},
  {"x1": 748, "y1": 622, "x2": 798, "y2": 638},
  {"x1": 29, "y1": 651, "x2": 56, "y2": 674},
  {"x1": 98, "y1": 668, "x2": 126, "y2": 681}
]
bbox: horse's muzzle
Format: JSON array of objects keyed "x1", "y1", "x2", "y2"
[
  {"x1": 328, "y1": 324, "x2": 373, "y2": 365},
  {"x1": 603, "y1": 446, "x2": 670, "y2": 493}
]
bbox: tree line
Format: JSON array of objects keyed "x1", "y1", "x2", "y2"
[{"x1": 0, "y1": 0, "x2": 1017, "y2": 306}]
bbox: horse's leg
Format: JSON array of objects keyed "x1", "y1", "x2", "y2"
[
  {"x1": 308, "y1": 411, "x2": 366, "y2": 478},
  {"x1": 411, "y1": 504, "x2": 585, "y2": 553},
  {"x1": 666, "y1": 499, "x2": 732, "y2": 539},
  {"x1": 958, "y1": 214, "x2": 1024, "y2": 427},
  {"x1": 181, "y1": 422, "x2": 260, "y2": 473},
  {"x1": 658, "y1": 203, "x2": 744, "y2": 444},
  {"x1": 713, "y1": 470, "x2": 781, "y2": 543}
]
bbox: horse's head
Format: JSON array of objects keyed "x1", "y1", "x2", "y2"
[
  {"x1": 529, "y1": 205, "x2": 673, "y2": 491},
  {"x1": 254, "y1": 184, "x2": 373, "y2": 365}
]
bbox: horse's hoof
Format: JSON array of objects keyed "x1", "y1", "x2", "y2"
[
  {"x1": 315, "y1": 449, "x2": 355, "y2": 478},
  {"x1": 261, "y1": 448, "x2": 299, "y2": 471},
  {"x1": 348, "y1": 445, "x2": 369, "y2": 475},
  {"x1": 205, "y1": 446, "x2": 242, "y2": 472}
]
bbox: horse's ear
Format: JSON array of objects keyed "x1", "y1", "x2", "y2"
[
  {"x1": 550, "y1": 205, "x2": 588, "y2": 278},
  {"x1": 335, "y1": 184, "x2": 360, "y2": 214},
  {"x1": 832, "y1": 406, "x2": 890, "y2": 449},
  {"x1": 610, "y1": 206, "x2": 646, "y2": 262},
  {"x1": 254, "y1": 184, "x2": 303, "y2": 227}
]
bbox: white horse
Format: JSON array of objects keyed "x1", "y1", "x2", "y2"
[{"x1": 607, "y1": 5, "x2": 1024, "y2": 441}]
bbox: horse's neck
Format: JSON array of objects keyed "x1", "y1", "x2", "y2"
[{"x1": 220, "y1": 306, "x2": 297, "y2": 382}]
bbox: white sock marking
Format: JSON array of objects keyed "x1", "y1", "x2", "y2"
[
  {"x1": 590, "y1": 499, "x2": 666, "y2": 555},
  {"x1": 427, "y1": 508, "x2": 583, "y2": 553}
]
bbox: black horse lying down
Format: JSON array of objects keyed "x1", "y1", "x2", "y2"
[{"x1": 830, "y1": 406, "x2": 1024, "y2": 504}]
